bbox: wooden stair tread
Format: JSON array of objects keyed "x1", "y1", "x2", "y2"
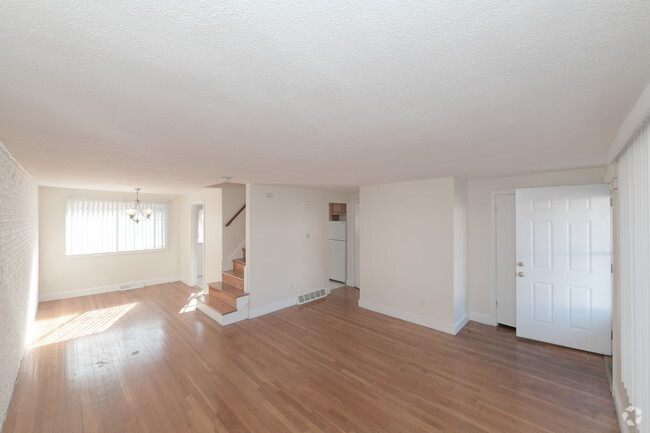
[
  {"x1": 208, "y1": 282, "x2": 247, "y2": 298},
  {"x1": 232, "y1": 258, "x2": 246, "y2": 265},
  {"x1": 197, "y1": 295, "x2": 237, "y2": 315},
  {"x1": 223, "y1": 269, "x2": 244, "y2": 281}
]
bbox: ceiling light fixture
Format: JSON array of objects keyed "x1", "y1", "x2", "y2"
[{"x1": 126, "y1": 188, "x2": 153, "y2": 223}]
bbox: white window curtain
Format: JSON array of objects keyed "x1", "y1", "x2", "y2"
[
  {"x1": 617, "y1": 117, "x2": 649, "y2": 432},
  {"x1": 66, "y1": 197, "x2": 169, "y2": 255}
]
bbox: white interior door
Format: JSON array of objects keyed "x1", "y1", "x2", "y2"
[
  {"x1": 496, "y1": 193, "x2": 516, "y2": 327},
  {"x1": 515, "y1": 185, "x2": 612, "y2": 355}
]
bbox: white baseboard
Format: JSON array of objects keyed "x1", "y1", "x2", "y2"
[
  {"x1": 249, "y1": 297, "x2": 296, "y2": 319},
  {"x1": 469, "y1": 312, "x2": 494, "y2": 326},
  {"x1": 611, "y1": 379, "x2": 634, "y2": 433},
  {"x1": 39, "y1": 276, "x2": 180, "y2": 302},
  {"x1": 454, "y1": 313, "x2": 469, "y2": 334},
  {"x1": 358, "y1": 299, "x2": 457, "y2": 335}
]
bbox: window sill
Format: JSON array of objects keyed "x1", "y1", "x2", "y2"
[{"x1": 66, "y1": 247, "x2": 171, "y2": 259}]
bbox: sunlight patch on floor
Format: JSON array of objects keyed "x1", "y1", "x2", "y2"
[
  {"x1": 31, "y1": 303, "x2": 137, "y2": 347},
  {"x1": 179, "y1": 291, "x2": 203, "y2": 314}
]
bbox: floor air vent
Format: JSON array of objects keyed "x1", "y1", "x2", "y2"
[{"x1": 297, "y1": 289, "x2": 327, "y2": 305}]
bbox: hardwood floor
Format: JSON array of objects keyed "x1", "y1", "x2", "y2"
[{"x1": 2, "y1": 283, "x2": 619, "y2": 433}]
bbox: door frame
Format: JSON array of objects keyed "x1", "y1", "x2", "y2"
[
  {"x1": 354, "y1": 200, "x2": 360, "y2": 289},
  {"x1": 346, "y1": 199, "x2": 360, "y2": 288},
  {"x1": 189, "y1": 200, "x2": 205, "y2": 292},
  {"x1": 490, "y1": 189, "x2": 515, "y2": 326}
]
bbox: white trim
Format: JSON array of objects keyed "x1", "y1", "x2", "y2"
[
  {"x1": 189, "y1": 200, "x2": 205, "y2": 293},
  {"x1": 454, "y1": 313, "x2": 469, "y2": 334},
  {"x1": 469, "y1": 312, "x2": 493, "y2": 326},
  {"x1": 489, "y1": 189, "x2": 515, "y2": 327},
  {"x1": 38, "y1": 276, "x2": 180, "y2": 302},
  {"x1": 611, "y1": 381, "x2": 634, "y2": 433},
  {"x1": 66, "y1": 247, "x2": 172, "y2": 259},
  {"x1": 358, "y1": 299, "x2": 457, "y2": 335},
  {"x1": 608, "y1": 83, "x2": 650, "y2": 162},
  {"x1": 222, "y1": 239, "x2": 246, "y2": 271},
  {"x1": 249, "y1": 297, "x2": 296, "y2": 319}
]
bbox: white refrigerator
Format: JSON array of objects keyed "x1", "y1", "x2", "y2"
[{"x1": 329, "y1": 221, "x2": 347, "y2": 283}]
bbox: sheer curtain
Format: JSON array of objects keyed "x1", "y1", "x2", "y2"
[
  {"x1": 66, "y1": 197, "x2": 169, "y2": 255},
  {"x1": 617, "y1": 117, "x2": 649, "y2": 432}
]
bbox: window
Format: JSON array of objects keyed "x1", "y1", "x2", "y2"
[
  {"x1": 66, "y1": 196, "x2": 170, "y2": 255},
  {"x1": 197, "y1": 207, "x2": 204, "y2": 244}
]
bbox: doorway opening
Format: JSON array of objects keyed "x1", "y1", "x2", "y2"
[
  {"x1": 494, "y1": 191, "x2": 516, "y2": 327},
  {"x1": 492, "y1": 185, "x2": 612, "y2": 354},
  {"x1": 190, "y1": 201, "x2": 205, "y2": 291}
]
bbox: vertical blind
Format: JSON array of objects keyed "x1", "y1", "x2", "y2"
[
  {"x1": 66, "y1": 197, "x2": 169, "y2": 255},
  {"x1": 617, "y1": 117, "x2": 649, "y2": 432}
]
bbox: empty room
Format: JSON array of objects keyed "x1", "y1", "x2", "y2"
[{"x1": 1, "y1": 2, "x2": 649, "y2": 432}]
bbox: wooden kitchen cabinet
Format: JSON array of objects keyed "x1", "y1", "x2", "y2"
[{"x1": 329, "y1": 203, "x2": 347, "y2": 221}]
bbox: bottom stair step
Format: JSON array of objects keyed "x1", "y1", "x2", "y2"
[
  {"x1": 196, "y1": 291, "x2": 250, "y2": 326},
  {"x1": 197, "y1": 295, "x2": 236, "y2": 315}
]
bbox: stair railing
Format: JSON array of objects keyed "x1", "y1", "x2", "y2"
[{"x1": 225, "y1": 204, "x2": 246, "y2": 227}]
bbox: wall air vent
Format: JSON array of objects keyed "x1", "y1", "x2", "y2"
[{"x1": 297, "y1": 289, "x2": 327, "y2": 305}]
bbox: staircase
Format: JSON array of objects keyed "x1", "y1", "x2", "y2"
[{"x1": 196, "y1": 248, "x2": 249, "y2": 326}]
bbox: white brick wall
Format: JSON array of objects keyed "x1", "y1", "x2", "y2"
[{"x1": 0, "y1": 142, "x2": 38, "y2": 429}]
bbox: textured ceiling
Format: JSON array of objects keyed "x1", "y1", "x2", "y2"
[{"x1": 1, "y1": 1, "x2": 649, "y2": 193}]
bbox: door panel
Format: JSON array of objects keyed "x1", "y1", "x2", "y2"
[
  {"x1": 515, "y1": 185, "x2": 611, "y2": 355},
  {"x1": 531, "y1": 220, "x2": 552, "y2": 269},
  {"x1": 532, "y1": 282, "x2": 553, "y2": 323}
]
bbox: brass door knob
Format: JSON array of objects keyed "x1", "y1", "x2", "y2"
[{"x1": 517, "y1": 272, "x2": 525, "y2": 277}]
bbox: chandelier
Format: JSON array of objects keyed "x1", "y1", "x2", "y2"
[{"x1": 126, "y1": 188, "x2": 153, "y2": 223}]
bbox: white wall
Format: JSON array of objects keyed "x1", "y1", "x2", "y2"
[
  {"x1": 359, "y1": 177, "x2": 467, "y2": 334},
  {"x1": 346, "y1": 197, "x2": 359, "y2": 287},
  {"x1": 178, "y1": 190, "x2": 222, "y2": 292},
  {"x1": 453, "y1": 178, "x2": 468, "y2": 325},
  {"x1": 246, "y1": 184, "x2": 348, "y2": 317},
  {"x1": 39, "y1": 187, "x2": 180, "y2": 301},
  {"x1": 0, "y1": 143, "x2": 39, "y2": 430},
  {"x1": 221, "y1": 183, "x2": 246, "y2": 269},
  {"x1": 466, "y1": 167, "x2": 607, "y2": 323}
]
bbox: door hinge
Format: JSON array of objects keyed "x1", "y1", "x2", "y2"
[
  {"x1": 610, "y1": 197, "x2": 613, "y2": 207},
  {"x1": 496, "y1": 300, "x2": 499, "y2": 307},
  {"x1": 611, "y1": 330, "x2": 614, "y2": 340},
  {"x1": 611, "y1": 264, "x2": 614, "y2": 274}
]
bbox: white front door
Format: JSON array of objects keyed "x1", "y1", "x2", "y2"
[
  {"x1": 515, "y1": 185, "x2": 612, "y2": 355},
  {"x1": 496, "y1": 193, "x2": 516, "y2": 327}
]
